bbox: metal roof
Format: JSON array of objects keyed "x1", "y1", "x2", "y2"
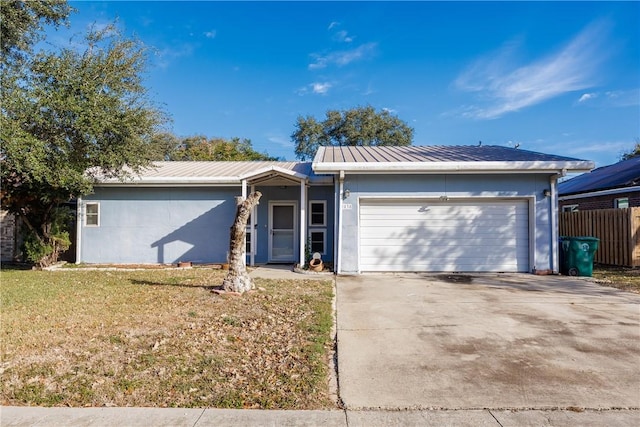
[
  {"x1": 313, "y1": 145, "x2": 594, "y2": 173},
  {"x1": 94, "y1": 161, "x2": 332, "y2": 186},
  {"x1": 558, "y1": 156, "x2": 640, "y2": 196}
]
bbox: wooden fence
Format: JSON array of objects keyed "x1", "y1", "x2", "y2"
[{"x1": 559, "y1": 207, "x2": 640, "y2": 267}]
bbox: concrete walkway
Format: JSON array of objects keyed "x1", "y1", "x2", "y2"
[
  {"x1": 249, "y1": 264, "x2": 332, "y2": 280},
  {"x1": 2, "y1": 406, "x2": 638, "y2": 426}
]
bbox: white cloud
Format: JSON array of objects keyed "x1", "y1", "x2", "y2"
[
  {"x1": 328, "y1": 21, "x2": 340, "y2": 30},
  {"x1": 334, "y1": 30, "x2": 354, "y2": 43},
  {"x1": 155, "y1": 44, "x2": 195, "y2": 68},
  {"x1": 267, "y1": 134, "x2": 293, "y2": 148},
  {"x1": 576, "y1": 89, "x2": 639, "y2": 107},
  {"x1": 312, "y1": 82, "x2": 332, "y2": 94},
  {"x1": 309, "y1": 42, "x2": 377, "y2": 70},
  {"x1": 204, "y1": 29, "x2": 217, "y2": 39},
  {"x1": 453, "y1": 20, "x2": 612, "y2": 119},
  {"x1": 296, "y1": 81, "x2": 333, "y2": 96},
  {"x1": 578, "y1": 93, "x2": 596, "y2": 103}
]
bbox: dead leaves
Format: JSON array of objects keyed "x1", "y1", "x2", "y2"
[{"x1": 1, "y1": 270, "x2": 334, "y2": 409}]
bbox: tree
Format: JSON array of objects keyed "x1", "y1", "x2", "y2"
[
  {"x1": 292, "y1": 106, "x2": 414, "y2": 160},
  {"x1": 620, "y1": 138, "x2": 640, "y2": 160},
  {"x1": 166, "y1": 136, "x2": 279, "y2": 161},
  {"x1": 1, "y1": 19, "x2": 166, "y2": 266},
  {"x1": 1, "y1": 0, "x2": 72, "y2": 63},
  {"x1": 222, "y1": 192, "x2": 262, "y2": 293}
]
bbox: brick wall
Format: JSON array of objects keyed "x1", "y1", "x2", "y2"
[
  {"x1": 559, "y1": 190, "x2": 640, "y2": 211},
  {"x1": 1, "y1": 209, "x2": 16, "y2": 261}
]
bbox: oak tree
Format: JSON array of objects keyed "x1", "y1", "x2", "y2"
[
  {"x1": 1, "y1": 12, "x2": 166, "y2": 266},
  {"x1": 222, "y1": 192, "x2": 262, "y2": 294},
  {"x1": 292, "y1": 106, "x2": 414, "y2": 160}
]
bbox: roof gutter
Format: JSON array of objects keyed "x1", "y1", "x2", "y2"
[
  {"x1": 94, "y1": 177, "x2": 241, "y2": 187},
  {"x1": 559, "y1": 185, "x2": 640, "y2": 201},
  {"x1": 312, "y1": 160, "x2": 595, "y2": 174}
]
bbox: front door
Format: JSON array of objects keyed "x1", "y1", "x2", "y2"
[{"x1": 269, "y1": 202, "x2": 297, "y2": 262}]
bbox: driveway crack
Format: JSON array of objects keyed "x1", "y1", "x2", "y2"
[{"x1": 488, "y1": 410, "x2": 504, "y2": 426}]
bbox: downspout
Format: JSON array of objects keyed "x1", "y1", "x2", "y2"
[
  {"x1": 337, "y1": 171, "x2": 345, "y2": 274},
  {"x1": 75, "y1": 196, "x2": 82, "y2": 264},
  {"x1": 550, "y1": 169, "x2": 566, "y2": 273}
]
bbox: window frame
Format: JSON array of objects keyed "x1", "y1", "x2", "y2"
[
  {"x1": 85, "y1": 202, "x2": 100, "y2": 227},
  {"x1": 308, "y1": 229, "x2": 326, "y2": 255},
  {"x1": 615, "y1": 197, "x2": 629, "y2": 209},
  {"x1": 245, "y1": 213, "x2": 256, "y2": 255},
  {"x1": 309, "y1": 200, "x2": 327, "y2": 227},
  {"x1": 562, "y1": 204, "x2": 579, "y2": 213}
]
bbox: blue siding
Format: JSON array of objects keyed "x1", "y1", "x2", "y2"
[
  {"x1": 338, "y1": 173, "x2": 554, "y2": 273},
  {"x1": 80, "y1": 185, "x2": 334, "y2": 265},
  {"x1": 81, "y1": 187, "x2": 238, "y2": 264}
]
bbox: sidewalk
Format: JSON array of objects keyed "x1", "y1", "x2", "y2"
[{"x1": 2, "y1": 406, "x2": 638, "y2": 426}]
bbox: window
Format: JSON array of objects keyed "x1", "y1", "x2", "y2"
[
  {"x1": 245, "y1": 213, "x2": 256, "y2": 255},
  {"x1": 246, "y1": 231, "x2": 252, "y2": 254},
  {"x1": 85, "y1": 202, "x2": 99, "y2": 226},
  {"x1": 309, "y1": 201, "x2": 326, "y2": 226},
  {"x1": 562, "y1": 205, "x2": 578, "y2": 213},
  {"x1": 615, "y1": 198, "x2": 629, "y2": 209},
  {"x1": 309, "y1": 230, "x2": 326, "y2": 254}
]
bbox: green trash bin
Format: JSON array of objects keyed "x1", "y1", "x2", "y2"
[{"x1": 560, "y1": 237, "x2": 599, "y2": 277}]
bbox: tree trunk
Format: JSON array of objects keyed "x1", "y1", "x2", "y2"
[{"x1": 222, "y1": 191, "x2": 262, "y2": 293}]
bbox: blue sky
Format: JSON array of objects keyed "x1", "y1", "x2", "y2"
[{"x1": 51, "y1": 1, "x2": 639, "y2": 166}]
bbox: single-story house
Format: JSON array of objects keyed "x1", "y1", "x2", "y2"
[
  {"x1": 77, "y1": 145, "x2": 593, "y2": 274},
  {"x1": 558, "y1": 156, "x2": 640, "y2": 211}
]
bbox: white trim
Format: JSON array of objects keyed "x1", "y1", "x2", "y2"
[
  {"x1": 75, "y1": 196, "x2": 83, "y2": 264},
  {"x1": 561, "y1": 204, "x2": 579, "y2": 212},
  {"x1": 97, "y1": 177, "x2": 241, "y2": 186},
  {"x1": 528, "y1": 195, "x2": 536, "y2": 274},
  {"x1": 559, "y1": 185, "x2": 640, "y2": 201},
  {"x1": 615, "y1": 197, "x2": 630, "y2": 209},
  {"x1": 333, "y1": 180, "x2": 339, "y2": 275},
  {"x1": 300, "y1": 182, "x2": 307, "y2": 267},
  {"x1": 550, "y1": 176, "x2": 558, "y2": 273},
  {"x1": 268, "y1": 201, "x2": 298, "y2": 262},
  {"x1": 84, "y1": 202, "x2": 100, "y2": 227},
  {"x1": 250, "y1": 184, "x2": 256, "y2": 266},
  {"x1": 309, "y1": 200, "x2": 327, "y2": 227},
  {"x1": 239, "y1": 165, "x2": 308, "y2": 181},
  {"x1": 337, "y1": 171, "x2": 345, "y2": 274},
  {"x1": 308, "y1": 229, "x2": 327, "y2": 255},
  {"x1": 313, "y1": 160, "x2": 594, "y2": 174}
]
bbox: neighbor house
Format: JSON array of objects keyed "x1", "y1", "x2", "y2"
[
  {"x1": 558, "y1": 156, "x2": 640, "y2": 211},
  {"x1": 77, "y1": 145, "x2": 593, "y2": 274}
]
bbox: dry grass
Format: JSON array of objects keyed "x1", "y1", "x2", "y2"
[
  {"x1": 592, "y1": 265, "x2": 640, "y2": 294},
  {"x1": 0, "y1": 268, "x2": 335, "y2": 409}
]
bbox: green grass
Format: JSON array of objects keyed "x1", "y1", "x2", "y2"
[{"x1": 0, "y1": 268, "x2": 335, "y2": 409}]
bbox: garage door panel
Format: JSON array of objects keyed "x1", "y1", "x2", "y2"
[
  {"x1": 360, "y1": 237, "x2": 524, "y2": 247},
  {"x1": 360, "y1": 227, "x2": 528, "y2": 241},
  {"x1": 359, "y1": 199, "x2": 529, "y2": 272}
]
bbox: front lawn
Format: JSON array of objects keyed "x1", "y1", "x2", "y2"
[{"x1": 0, "y1": 268, "x2": 334, "y2": 409}]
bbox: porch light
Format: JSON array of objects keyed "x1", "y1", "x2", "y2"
[{"x1": 343, "y1": 189, "x2": 350, "y2": 199}]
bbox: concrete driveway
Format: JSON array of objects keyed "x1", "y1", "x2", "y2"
[{"x1": 336, "y1": 273, "x2": 640, "y2": 410}]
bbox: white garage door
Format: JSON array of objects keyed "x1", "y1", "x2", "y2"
[{"x1": 359, "y1": 199, "x2": 530, "y2": 272}]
